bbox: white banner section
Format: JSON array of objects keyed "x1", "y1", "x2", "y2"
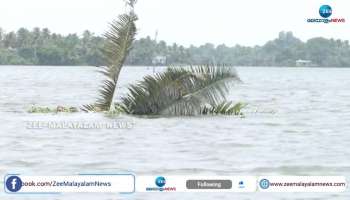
[
  {"x1": 4, "y1": 175, "x2": 347, "y2": 193},
  {"x1": 4, "y1": 174, "x2": 135, "y2": 194},
  {"x1": 258, "y1": 176, "x2": 347, "y2": 192},
  {"x1": 136, "y1": 176, "x2": 257, "y2": 192}
]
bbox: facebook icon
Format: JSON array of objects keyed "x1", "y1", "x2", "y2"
[{"x1": 5, "y1": 175, "x2": 23, "y2": 192}]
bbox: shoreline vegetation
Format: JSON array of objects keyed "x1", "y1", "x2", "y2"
[
  {"x1": 1, "y1": 29, "x2": 350, "y2": 67},
  {"x1": 26, "y1": 0, "x2": 246, "y2": 117}
]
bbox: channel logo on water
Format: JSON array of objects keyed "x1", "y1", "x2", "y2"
[
  {"x1": 5, "y1": 175, "x2": 23, "y2": 192},
  {"x1": 145, "y1": 176, "x2": 176, "y2": 192},
  {"x1": 155, "y1": 176, "x2": 166, "y2": 187}
]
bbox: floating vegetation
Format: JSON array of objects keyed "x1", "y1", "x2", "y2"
[
  {"x1": 200, "y1": 102, "x2": 247, "y2": 116},
  {"x1": 28, "y1": 106, "x2": 79, "y2": 113}
]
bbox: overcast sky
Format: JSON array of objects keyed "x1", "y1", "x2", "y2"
[{"x1": 1, "y1": 0, "x2": 349, "y2": 47}]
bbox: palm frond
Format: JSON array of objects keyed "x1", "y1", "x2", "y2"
[
  {"x1": 119, "y1": 65, "x2": 241, "y2": 116},
  {"x1": 119, "y1": 67, "x2": 191, "y2": 115},
  {"x1": 84, "y1": 12, "x2": 137, "y2": 112},
  {"x1": 160, "y1": 65, "x2": 241, "y2": 115},
  {"x1": 81, "y1": 104, "x2": 96, "y2": 112},
  {"x1": 200, "y1": 101, "x2": 247, "y2": 115}
]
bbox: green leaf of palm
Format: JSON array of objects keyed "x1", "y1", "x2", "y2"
[
  {"x1": 83, "y1": 12, "x2": 137, "y2": 112},
  {"x1": 120, "y1": 65, "x2": 241, "y2": 116},
  {"x1": 160, "y1": 65, "x2": 241, "y2": 115},
  {"x1": 200, "y1": 101, "x2": 247, "y2": 115}
]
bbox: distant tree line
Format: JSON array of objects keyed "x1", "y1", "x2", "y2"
[
  {"x1": 0, "y1": 28, "x2": 349, "y2": 67},
  {"x1": 0, "y1": 27, "x2": 104, "y2": 66}
]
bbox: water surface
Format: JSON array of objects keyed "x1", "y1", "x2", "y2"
[{"x1": 0, "y1": 66, "x2": 349, "y2": 199}]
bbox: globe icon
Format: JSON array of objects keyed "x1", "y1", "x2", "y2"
[
  {"x1": 155, "y1": 176, "x2": 166, "y2": 187},
  {"x1": 319, "y1": 5, "x2": 332, "y2": 18}
]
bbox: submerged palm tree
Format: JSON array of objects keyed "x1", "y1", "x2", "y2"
[
  {"x1": 83, "y1": 1, "x2": 137, "y2": 112},
  {"x1": 29, "y1": 0, "x2": 244, "y2": 116},
  {"x1": 118, "y1": 65, "x2": 242, "y2": 116},
  {"x1": 83, "y1": 0, "x2": 244, "y2": 116}
]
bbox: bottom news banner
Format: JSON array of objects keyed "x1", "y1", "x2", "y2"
[{"x1": 3, "y1": 174, "x2": 347, "y2": 194}]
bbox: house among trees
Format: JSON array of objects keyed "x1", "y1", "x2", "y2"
[
  {"x1": 296, "y1": 59, "x2": 312, "y2": 67},
  {"x1": 152, "y1": 55, "x2": 167, "y2": 66}
]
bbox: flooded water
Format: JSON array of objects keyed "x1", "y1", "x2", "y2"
[{"x1": 0, "y1": 66, "x2": 349, "y2": 199}]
